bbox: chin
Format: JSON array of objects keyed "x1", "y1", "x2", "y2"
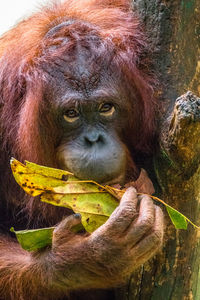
[
  {"x1": 72, "y1": 171, "x2": 125, "y2": 186},
  {"x1": 101, "y1": 173, "x2": 125, "y2": 186}
]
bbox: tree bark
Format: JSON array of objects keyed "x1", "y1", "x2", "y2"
[{"x1": 115, "y1": 1, "x2": 200, "y2": 299}]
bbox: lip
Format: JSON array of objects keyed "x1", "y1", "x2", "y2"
[
  {"x1": 100, "y1": 173, "x2": 125, "y2": 186},
  {"x1": 70, "y1": 170, "x2": 125, "y2": 186}
]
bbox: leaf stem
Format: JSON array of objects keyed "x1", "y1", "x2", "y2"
[{"x1": 138, "y1": 193, "x2": 200, "y2": 229}]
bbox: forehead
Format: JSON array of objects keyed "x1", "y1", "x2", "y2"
[
  {"x1": 40, "y1": 21, "x2": 115, "y2": 96},
  {"x1": 43, "y1": 53, "x2": 114, "y2": 102},
  {"x1": 51, "y1": 50, "x2": 103, "y2": 91},
  {"x1": 43, "y1": 70, "x2": 119, "y2": 109}
]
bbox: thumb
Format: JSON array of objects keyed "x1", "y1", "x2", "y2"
[{"x1": 53, "y1": 214, "x2": 82, "y2": 246}]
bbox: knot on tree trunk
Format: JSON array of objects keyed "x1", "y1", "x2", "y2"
[{"x1": 160, "y1": 91, "x2": 200, "y2": 178}]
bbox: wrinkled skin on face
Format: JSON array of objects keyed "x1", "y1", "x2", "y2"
[
  {"x1": 46, "y1": 82, "x2": 130, "y2": 184},
  {"x1": 42, "y1": 32, "x2": 139, "y2": 184}
]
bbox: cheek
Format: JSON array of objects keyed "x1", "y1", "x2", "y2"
[{"x1": 56, "y1": 138, "x2": 128, "y2": 184}]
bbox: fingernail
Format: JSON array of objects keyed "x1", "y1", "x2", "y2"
[{"x1": 74, "y1": 213, "x2": 81, "y2": 219}]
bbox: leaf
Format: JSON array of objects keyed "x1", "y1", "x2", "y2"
[
  {"x1": 10, "y1": 158, "x2": 119, "y2": 233},
  {"x1": 166, "y1": 206, "x2": 188, "y2": 229},
  {"x1": 40, "y1": 192, "x2": 118, "y2": 233},
  {"x1": 10, "y1": 158, "x2": 200, "y2": 252},
  {"x1": 10, "y1": 222, "x2": 84, "y2": 251},
  {"x1": 10, "y1": 158, "x2": 110, "y2": 196},
  {"x1": 24, "y1": 160, "x2": 74, "y2": 178},
  {"x1": 10, "y1": 227, "x2": 54, "y2": 251},
  {"x1": 10, "y1": 158, "x2": 77, "y2": 197},
  {"x1": 148, "y1": 195, "x2": 200, "y2": 230}
]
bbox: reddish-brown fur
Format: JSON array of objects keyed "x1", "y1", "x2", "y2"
[
  {"x1": 0, "y1": 0, "x2": 156, "y2": 163},
  {"x1": 0, "y1": 1, "x2": 162, "y2": 300}
]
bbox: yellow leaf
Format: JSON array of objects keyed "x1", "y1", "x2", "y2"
[{"x1": 10, "y1": 158, "x2": 119, "y2": 232}]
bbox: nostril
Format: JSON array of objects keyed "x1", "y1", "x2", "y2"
[
  {"x1": 84, "y1": 137, "x2": 93, "y2": 146},
  {"x1": 84, "y1": 132, "x2": 103, "y2": 145}
]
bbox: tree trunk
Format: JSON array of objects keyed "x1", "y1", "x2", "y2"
[{"x1": 115, "y1": 1, "x2": 200, "y2": 299}]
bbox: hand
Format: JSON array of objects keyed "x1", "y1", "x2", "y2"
[{"x1": 50, "y1": 187, "x2": 164, "y2": 289}]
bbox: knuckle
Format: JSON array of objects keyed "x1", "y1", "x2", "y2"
[
  {"x1": 151, "y1": 230, "x2": 163, "y2": 246},
  {"x1": 140, "y1": 194, "x2": 151, "y2": 201},
  {"x1": 90, "y1": 228, "x2": 115, "y2": 247},
  {"x1": 124, "y1": 186, "x2": 137, "y2": 195},
  {"x1": 108, "y1": 204, "x2": 137, "y2": 227},
  {"x1": 120, "y1": 201, "x2": 137, "y2": 217},
  {"x1": 138, "y1": 194, "x2": 151, "y2": 203},
  {"x1": 138, "y1": 216, "x2": 154, "y2": 231},
  {"x1": 120, "y1": 206, "x2": 135, "y2": 218},
  {"x1": 121, "y1": 187, "x2": 137, "y2": 202}
]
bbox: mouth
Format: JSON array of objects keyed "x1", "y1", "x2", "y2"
[
  {"x1": 100, "y1": 173, "x2": 125, "y2": 186},
  {"x1": 64, "y1": 160, "x2": 126, "y2": 186},
  {"x1": 71, "y1": 171, "x2": 125, "y2": 187}
]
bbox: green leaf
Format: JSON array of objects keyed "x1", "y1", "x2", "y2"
[
  {"x1": 10, "y1": 227, "x2": 54, "y2": 251},
  {"x1": 40, "y1": 192, "x2": 118, "y2": 233},
  {"x1": 166, "y1": 206, "x2": 188, "y2": 230}
]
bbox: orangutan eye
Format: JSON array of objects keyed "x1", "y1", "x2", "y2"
[
  {"x1": 64, "y1": 108, "x2": 80, "y2": 122},
  {"x1": 99, "y1": 103, "x2": 115, "y2": 116}
]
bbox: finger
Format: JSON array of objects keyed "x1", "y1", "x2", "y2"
[
  {"x1": 131, "y1": 205, "x2": 164, "y2": 258},
  {"x1": 125, "y1": 194, "x2": 155, "y2": 245},
  {"x1": 100, "y1": 187, "x2": 138, "y2": 235},
  {"x1": 53, "y1": 213, "x2": 82, "y2": 237}
]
